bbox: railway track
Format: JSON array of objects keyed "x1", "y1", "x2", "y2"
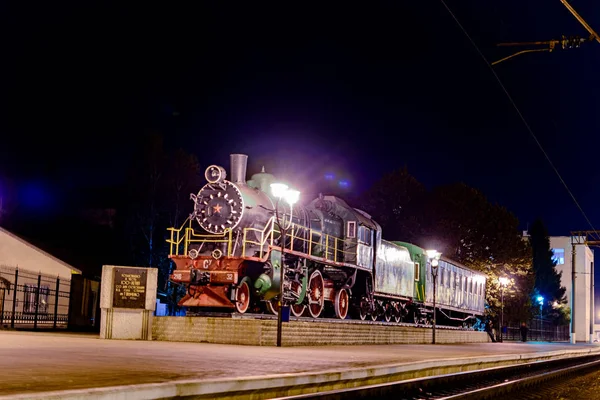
[
  {"x1": 186, "y1": 311, "x2": 472, "y2": 330},
  {"x1": 268, "y1": 354, "x2": 600, "y2": 399}
]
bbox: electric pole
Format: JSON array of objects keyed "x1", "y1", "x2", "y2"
[
  {"x1": 492, "y1": 0, "x2": 598, "y2": 66},
  {"x1": 560, "y1": 0, "x2": 600, "y2": 44}
]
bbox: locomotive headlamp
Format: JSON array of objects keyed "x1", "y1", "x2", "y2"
[{"x1": 204, "y1": 165, "x2": 227, "y2": 183}]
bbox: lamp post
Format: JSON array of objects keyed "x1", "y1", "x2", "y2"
[
  {"x1": 537, "y1": 295, "x2": 544, "y2": 341},
  {"x1": 499, "y1": 277, "x2": 509, "y2": 343},
  {"x1": 426, "y1": 250, "x2": 442, "y2": 344},
  {"x1": 270, "y1": 183, "x2": 300, "y2": 348}
]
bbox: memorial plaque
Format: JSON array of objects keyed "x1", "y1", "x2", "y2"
[{"x1": 112, "y1": 268, "x2": 147, "y2": 309}]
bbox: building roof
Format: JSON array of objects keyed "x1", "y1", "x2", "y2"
[{"x1": 0, "y1": 226, "x2": 82, "y2": 274}]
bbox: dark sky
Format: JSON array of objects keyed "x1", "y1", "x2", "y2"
[{"x1": 1, "y1": 1, "x2": 599, "y2": 236}]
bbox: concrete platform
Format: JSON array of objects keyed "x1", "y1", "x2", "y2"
[{"x1": 0, "y1": 330, "x2": 598, "y2": 399}]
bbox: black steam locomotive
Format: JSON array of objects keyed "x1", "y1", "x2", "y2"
[{"x1": 167, "y1": 154, "x2": 486, "y2": 324}]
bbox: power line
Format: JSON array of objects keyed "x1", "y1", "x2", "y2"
[{"x1": 439, "y1": 0, "x2": 600, "y2": 239}]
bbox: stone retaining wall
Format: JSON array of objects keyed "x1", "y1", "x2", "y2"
[{"x1": 152, "y1": 317, "x2": 489, "y2": 346}]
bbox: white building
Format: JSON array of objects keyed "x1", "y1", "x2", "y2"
[
  {"x1": 549, "y1": 236, "x2": 595, "y2": 343},
  {"x1": 0, "y1": 226, "x2": 81, "y2": 328}
]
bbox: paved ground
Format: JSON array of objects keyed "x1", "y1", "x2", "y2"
[{"x1": 0, "y1": 330, "x2": 597, "y2": 396}]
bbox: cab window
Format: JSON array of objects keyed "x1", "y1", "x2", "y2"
[{"x1": 358, "y1": 226, "x2": 372, "y2": 246}]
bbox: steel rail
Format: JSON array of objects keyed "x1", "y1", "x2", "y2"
[{"x1": 267, "y1": 354, "x2": 600, "y2": 400}]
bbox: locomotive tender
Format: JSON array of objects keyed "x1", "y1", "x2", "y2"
[{"x1": 167, "y1": 154, "x2": 486, "y2": 325}]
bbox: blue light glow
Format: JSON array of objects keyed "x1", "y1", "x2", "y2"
[
  {"x1": 20, "y1": 183, "x2": 52, "y2": 210},
  {"x1": 338, "y1": 180, "x2": 349, "y2": 188}
]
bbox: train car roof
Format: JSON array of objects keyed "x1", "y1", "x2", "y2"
[
  {"x1": 311, "y1": 195, "x2": 381, "y2": 231},
  {"x1": 391, "y1": 240, "x2": 486, "y2": 278},
  {"x1": 439, "y1": 256, "x2": 487, "y2": 278}
]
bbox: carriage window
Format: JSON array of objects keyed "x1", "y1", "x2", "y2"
[
  {"x1": 414, "y1": 262, "x2": 420, "y2": 281},
  {"x1": 347, "y1": 221, "x2": 356, "y2": 238},
  {"x1": 358, "y1": 226, "x2": 372, "y2": 245}
]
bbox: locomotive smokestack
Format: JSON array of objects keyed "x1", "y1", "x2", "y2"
[{"x1": 230, "y1": 154, "x2": 248, "y2": 184}]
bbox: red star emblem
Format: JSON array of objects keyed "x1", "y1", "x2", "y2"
[{"x1": 212, "y1": 204, "x2": 223, "y2": 214}]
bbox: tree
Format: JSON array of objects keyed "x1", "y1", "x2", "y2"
[
  {"x1": 125, "y1": 132, "x2": 166, "y2": 270},
  {"x1": 426, "y1": 183, "x2": 534, "y2": 323},
  {"x1": 122, "y1": 132, "x2": 203, "y2": 314},
  {"x1": 165, "y1": 148, "x2": 202, "y2": 228},
  {"x1": 359, "y1": 167, "x2": 427, "y2": 244},
  {"x1": 528, "y1": 218, "x2": 568, "y2": 324}
]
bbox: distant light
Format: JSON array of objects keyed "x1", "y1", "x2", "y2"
[
  {"x1": 499, "y1": 277, "x2": 509, "y2": 286},
  {"x1": 324, "y1": 173, "x2": 334, "y2": 180},
  {"x1": 21, "y1": 183, "x2": 51, "y2": 210},
  {"x1": 338, "y1": 180, "x2": 349, "y2": 188},
  {"x1": 537, "y1": 296, "x2": 544, "y2": 304}
]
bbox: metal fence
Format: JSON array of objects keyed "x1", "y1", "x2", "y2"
[
  {"x1": 500, "y1": 318, "x2": 571, "y2": 342},
  {"x1": 0, "y1": 265, "x2": 71, "y2": 329}
]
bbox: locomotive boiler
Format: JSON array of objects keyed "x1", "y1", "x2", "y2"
[{"x1": 167, "y1": 153, "x2": 486, "y2": 326}]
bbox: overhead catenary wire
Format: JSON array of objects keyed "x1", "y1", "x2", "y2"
[{"x1": 439, "y1": 0, "x2": 600, "y2": 240}]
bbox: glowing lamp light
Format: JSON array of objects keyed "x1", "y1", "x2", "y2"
[
  {"x1": 426, "y1": 249, "x2": 441, "y2": 260},
  {"x1": 499, "y1": 277, "x2": 509, "y2": 286},
  {"x1": 270, "y1": 183, "x2": 300, "y2": 205},
  {"x1": 284, "y1": 189, "x2": 300, "y2": 205},
  {"x1": 537, "y1": 296, "x2": 544, "y2": 305},
  {"x1": 426, "y1": 250, "x2": 441, "y2": 267},
  {"x1": 270, "y1": 183, "x2": 289, "y2": 198}
]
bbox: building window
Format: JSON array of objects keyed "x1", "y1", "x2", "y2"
[
  {"x1": 552, "y1": 248, "x2": 565, "y2": 265},
  {"x1": 414, "y1": 262, "x2": 420, "y2": 281}
]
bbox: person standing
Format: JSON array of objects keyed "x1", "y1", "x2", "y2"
[
  {"x1": 520, "y1": 322, "x2": 528, "y2": 342},
  {"x1": 486, "y1": 320, "x2": 497, "y2": 342}
]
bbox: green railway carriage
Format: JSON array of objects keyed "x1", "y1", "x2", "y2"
[
  {"x1": 394, "y1": 241, "x2": 486, "y2": 327},
  {"x1": 392, "y1": 241, "x2": 427, "y2": 303}
]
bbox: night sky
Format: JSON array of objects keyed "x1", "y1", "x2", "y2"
[{"x1": 1, "y1": 1, "x2": 599, "y2": 236}]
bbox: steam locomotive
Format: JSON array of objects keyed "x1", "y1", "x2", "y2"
[{"x1": 167, "y1": 154, "x2": 486, "y2": 325}]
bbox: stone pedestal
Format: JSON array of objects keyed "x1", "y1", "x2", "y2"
[{"x1": 100, "y1": 265, "x2": 157, "y2": 340}]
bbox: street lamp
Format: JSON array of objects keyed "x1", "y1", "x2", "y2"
[
  {"x1": 270, "y1": 182, "x2": 300, "y2": 347},
  {"x1": 499, "y1": 277, "x2": 509, "y2": 342},
  {"x1": 537, "y1": 295, "x2": 544, "y2": 341},
  {"x1": 426, "y1": 249, "x2": 442, "y2": 344}
]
